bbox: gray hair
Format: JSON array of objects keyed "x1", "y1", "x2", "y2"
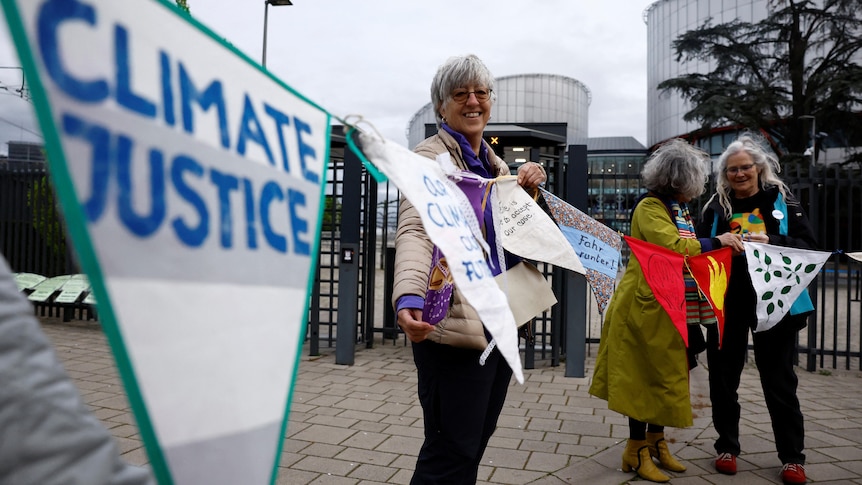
[
  {"x1": 430, "y1": 54, "x2": 497, "y2": 128},
  {"x1": 641, "y1": 138, "x2": 710, "y2": 200},
  {"x1": 709, "y1": 132, "x2": 788, "y2": 219}
]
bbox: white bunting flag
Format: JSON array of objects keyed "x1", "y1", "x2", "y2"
[
  {"x1": 847, "y1": 252, "x2": 862, "y2": 263},
  {"x1": 744, "y1": 242, "x2": 830, "y2": 332},
  {"x1": 2, "y1": 1, "x2": 330, "y2": 483},
  {"x1": 493, "y1": 177, "x2": 585, "y2": 274},
  {"x1": 355, "y1": 132, "x2": 524, "y2": 384}
]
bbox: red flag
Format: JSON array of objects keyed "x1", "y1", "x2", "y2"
[
  {"x1": 624, "y1": 236, "x2": 688, "y2": 346},
  {"x1": 687, "y1": 247, "x2": 732, "y2": 348}
]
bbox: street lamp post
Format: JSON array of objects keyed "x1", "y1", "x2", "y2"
[
  {"x1": 799, "y1": 115, "x2": 815, "y2": 166},
  {"x1": 261, "y1": 0, "x2": 293, "y2": 67}
]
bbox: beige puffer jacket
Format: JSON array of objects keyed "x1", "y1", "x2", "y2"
[{"x1": 392, "y1": 129, "x2": 512, "y2": 350}]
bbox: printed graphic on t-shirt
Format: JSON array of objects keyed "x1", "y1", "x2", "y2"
[{"x1": 729, "y1": 208, "x2": 766, "y2": 235}]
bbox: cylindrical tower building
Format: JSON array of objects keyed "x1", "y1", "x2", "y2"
[{"x1": 644, "y1": 0, "x2": 770, "y2": 147}]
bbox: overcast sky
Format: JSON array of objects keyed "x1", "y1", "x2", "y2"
[{"x1": 0, "y1": 0, "x2": 654, "y2": 155}]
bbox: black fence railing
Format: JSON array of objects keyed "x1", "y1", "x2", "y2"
[{"x1": 3, "y1": 155, "x2": 860, "y2": 372}]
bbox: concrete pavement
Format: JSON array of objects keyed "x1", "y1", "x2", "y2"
[{"x1": 41, "y1": 317, "x2": 862, "y2": 484}]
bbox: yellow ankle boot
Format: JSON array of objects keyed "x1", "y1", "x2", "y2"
[
  {"x1": 622, "y1": 439, "x2": 670, "y2": 483},
  {"x1": 647, "y1": 432, "x2": 687, "y2": 472}
]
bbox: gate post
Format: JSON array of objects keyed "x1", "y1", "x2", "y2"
[
  {"x1": 336, "y1": 148, "x2": 362, "y2": 365},
  {"x1": 564, "y1": 145, "x2": 589, "y2": 378}
]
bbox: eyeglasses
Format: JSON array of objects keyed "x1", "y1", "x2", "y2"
[
  {"x1": 451, "y1": 88, "x2": 491, "y2": 103},
  {"x1": 725, "y1": 163, "x2": 755, "y2": 175}
]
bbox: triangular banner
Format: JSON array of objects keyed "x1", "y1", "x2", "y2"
[
  {"x1": 494, "y1": 177, "x2": 585, "y2": 274},
  {"x1": 624, "y1": 236, "x2": 688, "y2": 346},
  {"x1": 687, "y1": 247, "x2": 732, "y2": 347},
  {"x1": 2, "y1": 1, "x2": 330, "y2": 483},
  {"x1": 744, "y1": 242, "x2": 831, "y2": 332},
  {"x1": 540, "y1": 189, "x2": 621, "y2": 313},
  {"x1": 847, "y1": 252, "x2": 862, "y2": 263},
  {"x1": 351, "y1": 131, "x2": 524, "y2": 384}
]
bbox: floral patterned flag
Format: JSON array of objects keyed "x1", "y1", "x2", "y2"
[
  {"x1": 744, "y1": 242, "x2": 831, "y2": 332},
  {"x1": 540, "y1": 189, "x2": 621, "y2": 314},
  {"x1": 687, "y1": 247, "x2": 732, "y2": 347},
  {"x1": 624, "y1": 236, "x2": 689, "y2": 346}
]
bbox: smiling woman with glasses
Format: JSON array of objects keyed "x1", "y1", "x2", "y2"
[
  {"x1": 724, "y1": 163, "x2": 755, "y2": 174},
  {"x1": 391, "y1": 54, "x2": 546, "y2": 484},
  {"x1": 450, "y1": 88, "x2": 492, "y2": 103},
  {"x1": 696, "y1": 133, "x2": 817, "y2": 485}
]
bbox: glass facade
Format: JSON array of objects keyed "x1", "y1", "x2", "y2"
[{"x1": 586, "y1": 154, "x2": 646, "y2": 236}]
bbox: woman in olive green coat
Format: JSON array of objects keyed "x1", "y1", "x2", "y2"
[{"x1": 589, "y1": 139, "x2": 743, "y2": 483}]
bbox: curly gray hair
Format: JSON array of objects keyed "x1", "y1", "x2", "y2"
[
  {"x1": 708, "y1": 133, "x2": 789, "y2": 219},
  {"x1": 641, "y1": 138, "x2": 710, "y2": 201},
  {"x1": 430, "y1": 54, "x2": 497, "y2": 128}
]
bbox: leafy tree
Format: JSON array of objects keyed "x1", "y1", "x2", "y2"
[
  {"x1": 321, "y1": 195, "x2": 341, "y2": 232},
  {"x1": 658, "y1": 0, "x2": 862, "y2": 164},
  {"x1": 27, "y1": 174, "x2": 66, "y2": 262}
]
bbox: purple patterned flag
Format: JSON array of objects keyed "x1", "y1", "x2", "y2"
[
  {"x1": 423, "y1": 246, "x2": 454, "y2": 325},
  {"x1": 539, "y1": 189, "x2": 622, "y2": 314}
]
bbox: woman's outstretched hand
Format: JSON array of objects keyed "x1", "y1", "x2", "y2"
[{"x1": 397, "y1": 308, "x2": 435, "y2": 343}]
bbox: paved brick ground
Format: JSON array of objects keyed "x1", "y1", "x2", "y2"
[{"x1": 41, "y1": 317, "x2": 862, "y2": 484}]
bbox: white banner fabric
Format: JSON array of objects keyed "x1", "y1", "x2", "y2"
[
  {"x1": 357, "y1": 132, "x2": 523, "y2": 384},
  {"x1": 493, "y1": 177, "x2": 585, "y2": 274},
  {"x1": 1, "y1": 1, "x2": 330, "y2": 483}
]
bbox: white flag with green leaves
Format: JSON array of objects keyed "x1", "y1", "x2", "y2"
[{"x1": 744, "y1": 242, "x2": 830, "y2": 332}]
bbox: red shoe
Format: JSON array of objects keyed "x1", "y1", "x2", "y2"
[
  {"x1": 780, "y1": 463, "x2": 807, "y2": 484},
  {"x1": 714, "y1": 452, "x2": 737, "y2": 475}
]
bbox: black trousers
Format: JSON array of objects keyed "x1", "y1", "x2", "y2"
[
  {"x1": 705, "y1": 313, "x2": 806, "y2": 465},
  {"x1": 410, "y1": 340, "x2": 512, "y2": 485}
]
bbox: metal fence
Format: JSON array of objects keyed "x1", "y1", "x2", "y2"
[
  {"x1": 2, "y1": 151, "x2": 860, "y2": 372},
  {"x1": 0, "y1": 161, "x2": 92, "y2": 320},
  {"x1": 784, "y1": 163, "x2": 862, "y2": 371}
]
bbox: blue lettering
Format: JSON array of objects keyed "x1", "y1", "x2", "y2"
[
  {"x1": 242, "y1": 178, "x2": 257, "y2": 249},
  {"x1": 62, "y1": 113, "x2": 111, "y2": 222},
  {"x1": 287, "y1": 188, "x2": 310, "y2": 256},
  {"x1": 116, "y1": 135, "x2": 166, "y2": 237},
  {"x1": 294, "y1": 116, "x2": 318, "y2": 183},
  {"x1": 38, "y1": 0, "x2": 109, "y2": 102},
  {"x1": 160, "y1": 51, "x2": 175, "y2": 127},
  {"x1": 171, "y1": 154, "x2": 208, "y2": 247},
  {"x1": 427, "y1": 202, "x2": 445, "y2": 227},
  {"x1": 179, "y1": 63, "x2": 230, "y2": 149},
  {"x1": 210, "y1": 169, "x2": 239, "y2": 248},
  {"x1": 237, "y1": 94, "x2": 275, "y2": 166},
  {"x1": 423, "y1": 175, "x2": 447, "y2": 196},
  {"x1": 460, "y1": 235, "x2": 479, "y2": 251},
  {"x1": 260, "y1": 181, "x2": 286, "y2": 252},
  {"x1": 264, "y1": 103, "x2": 291, "y2": 173},
  {"x1": 114, "y1": 25, "x2": 156, "y2": 118}
]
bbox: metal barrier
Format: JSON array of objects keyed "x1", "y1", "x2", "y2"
[{"x1": 4, "y1": 146, "x2": 860, "y2": 373}]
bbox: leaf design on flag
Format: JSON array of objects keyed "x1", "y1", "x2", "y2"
[
  {"x1": 744, "y1": 240, "x2": 831, "y2": 332},
  {"x1": 707, "y1": 255, "x2": 727, "y2": 311}
]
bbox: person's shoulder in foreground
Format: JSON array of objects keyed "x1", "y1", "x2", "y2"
[{"x1": 0, "y1": 254, "x2": 155, "y2": 485}]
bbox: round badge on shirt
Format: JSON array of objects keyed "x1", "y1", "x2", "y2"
[{"x1": 772, "y1": 209, "x2": 784, "y2": 220}]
